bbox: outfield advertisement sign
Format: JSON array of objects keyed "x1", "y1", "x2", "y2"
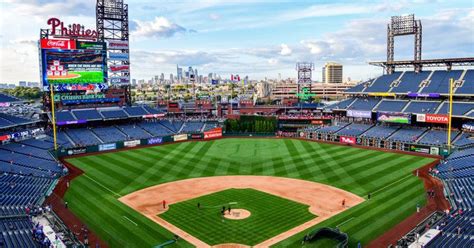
[
  {"x1": 191, "y1": 134, "x2": 203, "y2": 139},
  {"x1": 173, "y1": 134, "x2": 188, "y2": 142},
  {"x1": 204, "y1": 128, "x2": 223, "y2": 139},
  {"x1": 109, "y1": 65, "x2": 129, "y2": 73},
  {"x1": 410, "y1": 145, "x2": 430, "y2": 154},
  {"x1": 99, "y1": 143, "x2": 116, "y2": 151},
  {"x1": 107, "y1": 40, "x2": 129, "y2": 50},
  {"x1": 56, "y1": 120, "x2": 87, "y2": 126},
  {"x1": 67, "y1": 148, "x2": 86, "y2": 155},
  {"x1": 148, "y1": 137, "x2": 163, "y2": 145},
  {"x1": 347, "y1": 110, "x2": 372, "y2": 118},
  {"x1": 75, "y1": 41, "x2": 106, "y2": 50},
  {"x1": 41, "y1": 39, "x2": 76, "y2": 50},
  {"x1": 377, "y1": 112, "x2": 411, "y2": 124},
  {"x1": 407, "y1": 93, "x2": 440, "y2": 98},
  {"x1": 462, "y1": 123, "x2": 474, "y2": 131},
  {"x1": 340, "y1": 136, "x2": 356, "y2": 144},
  {"x1": 108, "y1": 53, "x2": 129, "y2": 61},
  {"x1": 124, "y1": 140, "x2": 141, "y2": 147},
  {"x1": 417, "y1": 114, "x2": 448, "y2": 124}
]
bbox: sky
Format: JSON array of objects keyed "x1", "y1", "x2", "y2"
[{"x1": 0, "y1": 0, "x2": 473, "y2": 83}]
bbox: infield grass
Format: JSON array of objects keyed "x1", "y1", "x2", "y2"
[
  {"x1": 64, "y1": 138, "x2": 434, "y2": 247},
  {"x1": 160, "y1": 188, "x2": 315, "y2": 245}
]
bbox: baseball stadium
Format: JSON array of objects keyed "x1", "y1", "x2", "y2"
[{"x1": 0, "y1": 1, "x2": 473, "y2": 248}]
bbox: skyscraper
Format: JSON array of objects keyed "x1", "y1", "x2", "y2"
[{"x1": 322, "y1": 62, "x2": 343, "y2": 84}]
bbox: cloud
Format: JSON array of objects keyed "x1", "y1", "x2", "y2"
[
  {"x1": 280, "y1": 44, "x2": 292, "y2": 56},
  {"x1": 131, "y1": 17, "x2": 195, "y2": 39},
  {"x1": 267, "y1": 58, "x2": 278, "y2": 65},
  {"x1": 5, "y1": 0, "x2": 94, "y2": 17},
  {"x1": 209, "y1": 13, "x2": 220, "y2": 20}
]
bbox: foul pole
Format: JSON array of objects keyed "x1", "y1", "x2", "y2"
[
  {"x1": 447, "y1": 78, "x2": 454, "y2": 151},
  {"x1": 49, "y1": 85, "x2": 58, "y2": 150}
]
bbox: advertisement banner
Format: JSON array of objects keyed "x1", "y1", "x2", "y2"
[
  {"x1": 430, "y1": 147, "x2": 440, "y2": 155},
  {"x1": 204, "y1": 128, "x2": 223, "y2": 139},
  {"x1": 107, "y1": 40, "x2": 129, "y2": 50},
  {"x1": 143, "y1": 114, "x2": 166, "y2": 119},
  {"x1": 41, "y1": 39, "x2": 76, "y2": 49},
  {"x1": 425, "y1": 114, "x2": 448, "y2": 124},
  {"x1": 340, "y1": 136, "x2": 356, "y2": 144},
  {"x1": 173, "y1": 134, "x2": 188, "y2": 142},
  {"x1": 377, "y1": 112, "x2": 411, "y2": 124},
  {"x1": 43, "y1": 83, "x2": 108, "y2": 92},
  {"x1": 410, "y1": 145, "x2": 430, "y2": 154},
  {"x1": 76, "y1": 41, "x2": 106, "y2": 50},
  {"x1": 56, "y1": 120, "x2": 87, "y2": 126},
  {"x1": 67, "y1": 148, "x2": 86, "y2": 155},
  {"x1": 368, "y1": 92, "x2": 396, "y2": 97},
  {"x1": 416, "y1": 114, "x2": 426, "y2": 122},
  {"x1": 108, "y1": 53, "x2": 129, "y2": 61},
  {"x1": 0, "y1": 135, "x2": 10, "y2": 142},
  {"x1": 191, "y1": 134, "x2": 203, "y2": 139},
  {"x1": 109, "y1": 65, "x2": 129, "y2": 73},
  {"x1": 347, "y1": 109, "x2": 372, "y2": 118},
  {"x1": 98, "y1": 143, "x2": 116, "y2": 151},
  {"x1": 124, "y1": 140, "x2": 141, "y2": 147},
  {"x1": 462, "y1": 123, "x2": 474, "y2": 131},
  {"x1": 0, "y1": 102, "x2": 10, "y2": 107},
  {"x1": 109, "y1": 77, "x2": 130, "y2": 84},
  {"x1": 407, "y1": 93, "x2": 440, "y2": 98},
  {"x1": 147, "y1": 137, "x2": 163, "y2": 145}
]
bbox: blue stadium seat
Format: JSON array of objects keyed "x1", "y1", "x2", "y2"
[
  {"x1": 181, "y1": 122, "x2": 205, "y2": 133},
  {"x1": 336, "y1": 123, "x2": 372, "y2": 136},
  {"x1": 72, "y1": 109, "x2": 102, "y2": 121},
  {"x1": 101, "y1": 110, "x2": 128, "y2": 119},
  {"x1": 124, "y1": 107, "x2": 148, "y2": 117},
  {"x1": 92, "y1": 127, "x2": 126, "y2": 143},
  {"x1": 421, "y1": 70, "x2": 463, "y2": 94},
  {"x1": 362, "y1": 125, "x2": 400, "y2": 139},
  {"x1": 347, "y1": 98, "x2": 379, "y2": 111},
  {"x1": 437, "y1": 102, "x2": 474, "y2": 116},
  {"x1": 403, "y1": 101, "x2": 441, "y2": 114},
  {"x1": 391, "y1": 71, "x2": 430, "y2": 93},
  {"x1": 117, "y1": 124, "x2": 152, "y2": 140},
  {"x1": 388, "y1": 127, "x2": 427, "y2": 143},
  {"x1": 374, "y1": 100, "x2": 408, "y2": 112},
  {"x1": 455, "y1": 69, "x2": 474, "y2": 95},
  {"x1": 364, "y1": 72, "x2": 401, "y2": 92},
  {"x1": 418, "y1": 129, "x2": 459, "y2": 146}
]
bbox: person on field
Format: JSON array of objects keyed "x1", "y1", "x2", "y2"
[
  {"x1": 368, "y1": 193, "x2": 371, "y2": 200},
  {"x1": 197, "y1": 202, "x2": 201, "y2": 209},
  {"x1": 227, "y1": 206, "x2": 231, "y2": 214},
  {"x1": 342, "y1": 199, "x2": 345, "y2": 207},
  {"x1": 162, "y1": 200, "x2": 167, "y2": 209}
]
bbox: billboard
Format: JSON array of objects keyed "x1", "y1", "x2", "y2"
[
  {"x1": 417, "y1": 114, "x2": 448, "y2": 124},
  {"x1": 347, "y1": 109, "x2": 372, "y2": 118},
  {"x1": 44, "y1": 83, "x2": 108, "y2": 92},
  {"x1": 173, "y1": 134, "x2": 188, "y2": 142},
  {"x1": 107, "y1": 40, "x2": 129, "y2": 50},
  {"x1": 409, "y1": 145, "x2": 430, "y2": 154},
  {"x1": 109, "y1": 65, "x2": 129, "y2": 73},
  {"x1": 204, "y1": 128, "x2": 223, "y2": 139},
  {"x1": 340, "y1": 136, "x2": 356, "y2": 144},
  {"x1": 75, "y1": 41, "x2": 106, "y2": 50},
  {"x1": 98, "y1": 143, "x2": 116, "y2": 151},
  {"x1": 109, "y1": 77, "x2": 130, "y2": 84},
  {"x1": 56, "y1": 119, "x2": 87, "y2": 126},
  {"x1": 377, "y1": 112, "x2": 411, "y2": 124},
  {"x1": 109, "y1": 53, "x2": 129, "y2": 61},
  {"x1": 124, "y1": 140, "x2": 141, "y2": 147},
  {"x1": 42, "y1": 49, "x2": 106, "y2": 87},
  {"x1": 148, "y1": 137, "x2": 163, "y2": 145},
  {"x1": 41, "y1": 39, "x2": 76, "y2": 49},
  {"x1": 407, "y1": 93, "x2": 440, "y2": 98}
]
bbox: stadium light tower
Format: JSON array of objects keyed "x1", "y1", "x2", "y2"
[
  {"x1": 387, "y1": 14, "x2": 422, "y2": 73},
  {"x1": 96, "y1": 0, "x2": 131, "y2": 104},
  {"x1": 296, "y1": 62, "x2": 314, "y2": 103}
]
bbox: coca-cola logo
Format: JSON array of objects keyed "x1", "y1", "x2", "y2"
[
  {"x1": 47, "y1": 40, "x2": 65, "y2": 46},
  {"x1": 47, "y1": 17, "x2": 98, "y2": 39}
]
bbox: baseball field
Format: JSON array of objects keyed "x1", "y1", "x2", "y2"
[{"x1": 63, "y1": 138, "x2": 435, "y2": 247}]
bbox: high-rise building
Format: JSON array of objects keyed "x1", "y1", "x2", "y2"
[
  {"x1": 177, "y1": 65, "x2": 183, "y2": 83},
  {"x1": 322, "y1": 62, "x2": 343, "y2": 84}
]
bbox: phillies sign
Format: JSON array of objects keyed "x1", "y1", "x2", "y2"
[
  {"x1": 41, "y1": 39, "x2": 76, "y2": 49},
  {"x1": 47, "y1": 18, "x2": 98, "y2": 39},
  {"x1": 340, "y1": 136, "x2": 356, "y2": 144}
]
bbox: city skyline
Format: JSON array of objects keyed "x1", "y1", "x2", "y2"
[{"x1": 0, "y1": 0, "x2": 473, "y2": 83}]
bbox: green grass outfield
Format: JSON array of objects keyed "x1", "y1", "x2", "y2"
[
  {"x1": 160, "y1": 188, "x2": 315, "y2": 245},
  {"x1": 48, "y1": 71, "x2": 104, "y2": 84},
  {"x1": 64, "y1": 138, "x2": 434, "y2": 247}
]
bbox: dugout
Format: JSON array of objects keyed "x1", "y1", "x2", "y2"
[{"x1": 302, "y1": 227, "x2": 349, "y2": 248}]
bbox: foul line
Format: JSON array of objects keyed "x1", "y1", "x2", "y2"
[
  {"x1": 336, "y1": 217, "x2": 355, "y2": 228},
  {"x1": 83, "y1": 174, "x2": 122, "y2": 198},
  {"x1": 370, "y1": 173, "x2": 413, "y2": 197},
  {"x1": 122, "y1": 216, "x2": 138, "y2": 226}
]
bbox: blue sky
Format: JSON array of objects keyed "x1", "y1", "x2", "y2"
[{"x1": 0, "y1": 0, "x2": 473, "y2": 83}]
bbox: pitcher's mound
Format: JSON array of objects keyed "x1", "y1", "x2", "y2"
[{"x1": 224, "y1": 209, "x2": 251, "y2": 220}]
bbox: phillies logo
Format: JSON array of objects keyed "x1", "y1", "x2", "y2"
[
  {"x1": 47, "y1": 17, "x2": 98, "y2": 39},
  {"x1": 340, "y1": 136, "x2": 356, "y2": 144}
]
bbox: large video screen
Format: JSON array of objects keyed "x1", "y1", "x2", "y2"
[{"x1": 42, "y1": 49, "x2": 106, "y2": 86}]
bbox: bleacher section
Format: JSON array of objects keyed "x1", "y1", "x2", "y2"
[
  {"x1": 138, "y1": 122, "x2": 175, "y2": 137},
  {"x1": 374, "y1": 100, "x2": 408, "y2": 112},
  {"x1": 336, "y1": 123, "x2": 372, "y2": 136},
  {"x1": 421, "y1": 70, "x2": 463, "y2": 94},
  {"x1": 0, "y1": 217, "x2": 38, "y2": 247},
  {"x1": 0, "y1": 113, "x2": 35, "y2": 129},
  {"x1": 54, "y1": 112, "x2": 76, "y2": 123},
  {"x1": 388, "y1": 127, "x2": 427, "y2": 143},
  {"x1": 124, "y1": 106, "x2": 148, "y2": 117},
  {"x1": 454, "y1": 133, "x2": 474, "y2": 147},
  {"x1": 391, "y1": 71, "x2": 430, "y2": 93},
  {"x1": 117, "y1": 125, "x2": 152, "y2": 140},
  {"x1": 0, "y1": 174, "x2": 52, "y2": 210},
  {"x1": 92, "y1": 127, "x2": 126, "y2": 143},
  {"x1": 317, "y1": 123, "x2": 349, "y2": 134},
  {"x1": 437, "y1": 102, "x2": 474, "y2": 116},
  {"x1": 72, "y1": 109, "x2": 102, "y2": 121},
  {"x1": 362, "y1": 125, "x2": 400, "y2": 139},
  {"x1": 101, "y1": 109, "x2": 128, "y2": 119},
  {"x1": 324, "y1": 98, "x2": 355, "y2": 110},
  {"x1": 181, "y1": 122, "x2": 205, "y2": 133},
  {"x1": 403, "y1": 101, "x2": 440, "y2": 114},
  {"x1": 64, "y1": 129, "x2": 101, "y2": 147},
  {"x1": 455, "y1": 69, "x2": 474, "y2": 95},
  {"x1": 347, "y1": 98, "x2": 379, "y2": 111},
  {"x1": 419, "y1": 130, "x2": 459, "y2": 146},
  {"x1": 364, "y1": 72, "x2": 402, "y2": 92}
]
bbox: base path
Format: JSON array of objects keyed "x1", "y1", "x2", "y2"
[{"x1": 119, "y1": 176, "x2": 364, "y2": 247}]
